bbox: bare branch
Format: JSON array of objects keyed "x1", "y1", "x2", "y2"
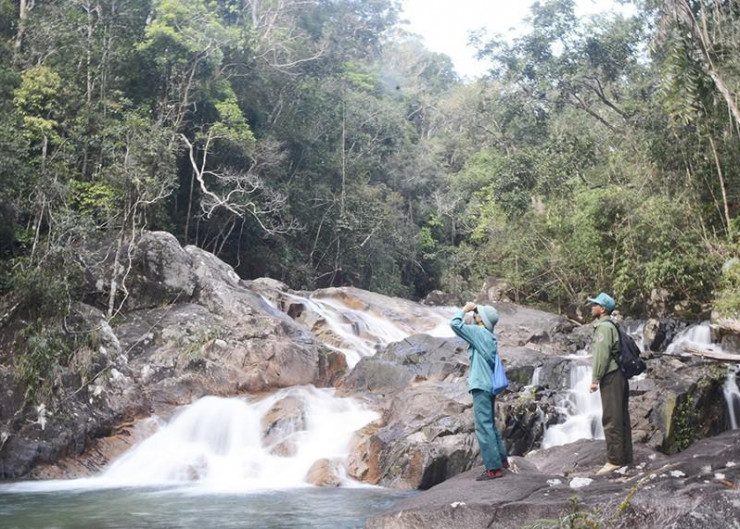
[{"x1": 181, "y1": 133, "x2": 299, "y2": 236}]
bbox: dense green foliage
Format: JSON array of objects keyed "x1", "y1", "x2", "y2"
[{"x1": 1, "y1": 0, "x2": 739, "y2": 333}]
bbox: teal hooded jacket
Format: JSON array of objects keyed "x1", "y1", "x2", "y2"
[{"x1": 450, "y1": 310, "x2": 498, "y2": 394}]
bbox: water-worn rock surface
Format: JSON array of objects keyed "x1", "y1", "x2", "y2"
[
  {"x1": 366, "y1": 430, "x2": 740, "y2": 529},
  {"x1": 0, "y1": 232, "x2": 334, "y2": 478}
]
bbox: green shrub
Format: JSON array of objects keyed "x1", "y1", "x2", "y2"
[
  {"x1": 455, "y1": 184, "x2": 722, "y2": 316},
  {"x1": 14, "y1": 322, "x2": 74, "y2": 401},
  {"x1": 714, "y1": 257, "x2": 740, "y2": 318}
]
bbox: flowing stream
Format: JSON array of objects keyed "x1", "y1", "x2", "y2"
[
  {"x1": 668, "y1": 321, "x2": 740, "y2": 428},
  {"x1": 0, "y1": 487, "x2": 409, "y2": 529},
  {"x1": 0, "y1": 290, "x2": 457, "y2": 528},
  {"x1": 724, "y1": 367, "x2": 740, "y2": 430},
  {"x1": 269, "y1": 292, "x2": 451, "y2": 367},
  {"x1": 0, "y1": 387, "x2": 408, "y2": 528},
  {"x1": 541, "y1": 361, "x2": 604, "y2": 449},
  {"x1": 665, "y1": 321, "x2": 716, "y2": 354},
  {"x1": 540, "y1": 322, "x2": 647, "y2": 449}
]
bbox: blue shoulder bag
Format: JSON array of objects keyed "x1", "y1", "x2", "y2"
[{"x1": 491, "y1": 354, "x2": 508, "y2": 395}]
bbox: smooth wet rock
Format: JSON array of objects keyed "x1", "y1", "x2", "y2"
[
  {"x1": 340, "y1": 334, "x2": 468, "y2": 394},
  {"x1": 306, "y1": 458, "x2": 343, "y2": 487},
  {"x1": 316, "y1": 348, "x2": 349, "y2": 387},
  {"x1": 346, "y1": 381, "x2": 478, "y2": 490},
  {"x1": 261, "y1": 396, "x2": 307, "y2": 456},
  {"x1": 366, "y1": 431, "x2": 740, "y2": 529}
]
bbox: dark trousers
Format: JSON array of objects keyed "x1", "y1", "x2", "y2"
[{"x1": 599, "y1": 369, "x2": 633, "y2": 465}]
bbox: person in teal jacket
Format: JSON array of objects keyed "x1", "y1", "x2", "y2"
[{"x1": 450, "y1": 301, "x2": 508, "y2": 481}]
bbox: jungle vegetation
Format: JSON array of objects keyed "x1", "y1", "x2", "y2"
[{"x1": 1, "y1": 0, "x2": 739, "y2": 326}]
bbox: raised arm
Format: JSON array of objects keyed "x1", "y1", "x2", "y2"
[{"x1": 450, "y1": 302, "x2": 485, "y2": 347}]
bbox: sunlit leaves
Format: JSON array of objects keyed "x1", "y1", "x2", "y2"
[{"x1": 13, "y1": 66, "x2": 62, "y2": 142}]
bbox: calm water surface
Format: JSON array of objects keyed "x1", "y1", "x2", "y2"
[{"x1": 0, "y1": 486, "x2": 412, "y2": 529}]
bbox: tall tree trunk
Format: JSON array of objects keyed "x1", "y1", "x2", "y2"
[
  {"x1": 82, "y1": 0, "x2": 95, "y2": 179},
  {"x1": 707, "y1": 134, "x2": 733, "y2": 241},
  {"x1": 107, "y1": 204, "x2": 134, "y2": 319},
  {"x1": 341, "y1": 100, "x2": 346, "y2": 218},
  {"x1": 30, "y1": 135, "x2": 49, "y2": 264},
  {"x1": 184, "y1": 169, "x2": 196, "y2": 243},
  {"x1": 107, "y1": 223, "x2": 125, "y2": 319},
  {"x1": 13, "y1": 0, "x2": 33, "y2": 64}
]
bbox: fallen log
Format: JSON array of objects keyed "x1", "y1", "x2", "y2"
[{"x1": 682, "y1": 344, "x2": 740, "y2": 363}]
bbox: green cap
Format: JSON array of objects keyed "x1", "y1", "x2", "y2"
[
  {"x1": 477, "y1": 305, "x2": 499, "y2": 332},
  {"x1": 587, "y1": 292, "x2": 616, "y2": 312}
]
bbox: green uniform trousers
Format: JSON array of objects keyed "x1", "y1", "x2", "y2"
[
  {"x1": 472, "y1": 389, "x2": 508, "y2": 470},
  {"x1": 600, "y1": 369, "x2": 633, "y2": 466}
]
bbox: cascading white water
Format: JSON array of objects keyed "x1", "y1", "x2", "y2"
[
  {"x1": 541, "y1": 323, "x2": 651, "y2": 448},
  {"x1": 724, "y1": 367, "x2": 740, "y2": 430},
  {"x1": 283, "y1": 292, "x2": 451, "y2": 367},
  {"x1": 665, "y1": 323, "x2": 740, "y2": 429},
  {"x1": 666, "y1": 321, "x2": 716, "y2": 355},
  {"x1": 4, "y1": 386, "x2": 378, "y2": 493},
  {"x1": 103, "y1": 386, "x2": 377, "y2": 490},
  {"x1": 531, "y1": 367, "x2": 542, "y2": 386},
  {"x1": 541, "y1": 363, "x2": 604, "y2": 449}
]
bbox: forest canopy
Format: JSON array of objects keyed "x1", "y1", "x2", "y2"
[{"x1": 1, "y1": 0, "x2": 739, "y2": 321}]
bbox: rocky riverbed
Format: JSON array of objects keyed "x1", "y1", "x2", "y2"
[{"x1": 1, "y1": 231, "x2": 738, "y2": 528}]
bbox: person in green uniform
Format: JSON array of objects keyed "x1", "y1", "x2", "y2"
[
  {"x1": 450, "y1": 301, "x2": 509, "y2": 481},
  {"x1": 587, "y1": 292, "x2": 633, "y2": 475}
]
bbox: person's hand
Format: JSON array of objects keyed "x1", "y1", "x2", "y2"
[
  {"x1": 462, "y1": 301, "x2": 477, "y2": 313},
  {"x1": 589, "y1": 383, "x2": 599, "y2": 393}
]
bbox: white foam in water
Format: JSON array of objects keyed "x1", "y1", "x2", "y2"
[
  {"x1": 282, "y1": 293, "x2": 406, "y2": 366},
  {"x1": 542, "y1": 365, "x2": 604, "y2": 449},
  {"x1": 666, "y1": 321, "x2": 716, "y2": 355},
  {"x1": 724, "y1": 367, "x2": 740, "y2": 430},
  {"x1": 423, "y1": 306, "x2": 458, "y2": 339},
  {"x1": 630, "y1": 322, "x2": 647, "y2": 352},
  {"x1": 282, "y1": 293, "x2": 452, "y2": 367},
  {"x1": 541, "y1": 323, "x2": 648, "y2": 448},
  {"x1": 2, "y1": 387, "x2": 378, "y2": 493}
]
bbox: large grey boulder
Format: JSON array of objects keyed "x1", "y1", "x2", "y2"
[
  {"x1": 340, "y1": 334, "x2": 469, "y2": 395},
  {"x1": 126, "y1": 231, "x2": 197, "y2": 309},
  {"x1": 346, "y1": 382, "x2": 477, "y2": 490},
  {"x1": 0, "y1": 233, "x2": 333, "y2": 478}
]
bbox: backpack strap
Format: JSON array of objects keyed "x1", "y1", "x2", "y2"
[{"x1": 600, "y1": 319, "x2": 621, "y2": 362}]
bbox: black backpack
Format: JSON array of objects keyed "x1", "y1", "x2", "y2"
[{"x1": 605, "y1": 321, "x2": 647, "y2": 379}]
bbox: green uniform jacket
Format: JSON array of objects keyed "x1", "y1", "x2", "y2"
[
  {"x1": 450, "y1": 309, "x2": 498, "y2": 394},
  {"x1": 591, "y1": 315, "x2": 620, "y2": 384}
]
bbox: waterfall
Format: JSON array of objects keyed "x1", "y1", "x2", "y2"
[
  {"x1": 724, "y1": 367, "x2": 740, "y2": 430},
  {"x1": 102, "y1": 386, "x2": 377, "y2": 490},
  {"x1": 666, "y1": 323, "x2": 739, "y2": 430},
  {"x1": 540, "y1": 322, "x2": 652, "y2": 448},
  {"x1": 531, "y1": 366, "x2": 542, "y2": 386},
  {"x1": 282, "y1": 292, "x2": 451, "y2": 367},
  {"x1": 541, "y1": 364, "x2": 604, "y2": 449},
  {"x1": 666, "y1": 321, "x2": 716, "y2": 355},
  {"x1": 4, "y1": 387, "x2": 378, "y2": 493}
]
